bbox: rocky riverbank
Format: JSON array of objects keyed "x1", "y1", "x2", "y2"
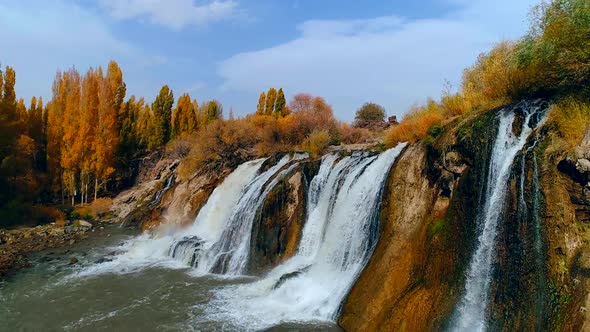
[{"x1": 0, "y1": 223, "x2": 94, "y2": 278}]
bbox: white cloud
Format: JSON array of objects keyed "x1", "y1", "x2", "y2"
[
  {"x1": 218, "y1": 0, "x2": 537, "y2": 120},
  {"x1": 99, "y1": 0, "x2": 239, "y2": 30},
  {"x1": 0, "y1": 0, "x2": 159, "y2": 104}
]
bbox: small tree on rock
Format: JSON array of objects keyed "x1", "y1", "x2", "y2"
[{"x1": 353, "y1": 102, "x2": 386, "y2": 130}]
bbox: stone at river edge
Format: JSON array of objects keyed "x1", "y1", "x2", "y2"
[{"x1": 0, "y1": 224, "x2": 91, "y2": 277}]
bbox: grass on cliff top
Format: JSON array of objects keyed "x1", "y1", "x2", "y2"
[
  {"x1": 385, "y1": 0, "x2": 590, "y2": 151},
  {"x1": 546, "y1": 98, "x2": 590, "y2": 152}
]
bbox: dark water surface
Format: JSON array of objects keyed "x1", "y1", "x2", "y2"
[{"x1": 0, "y1": 226, "x2": 342, "y2": 331}]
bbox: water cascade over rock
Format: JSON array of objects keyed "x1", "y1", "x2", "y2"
[
  {"x1": 452, "y1": 100, "x2": 548, "y2": 331},
  {"x1": 201, "y1": 144, "x2": 406, "y2": 329},
  {"x1": 169, "y1": 153, "x2": 307, "y2": 275}
]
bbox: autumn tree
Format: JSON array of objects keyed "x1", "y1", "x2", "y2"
[
  {"x1": 265, "y1": 88, "x2": 277, "y2": 115},
  {"x1": 92, "y1": 63, "x2": 126, "y2": 199},
  {"x1": 257, "y1": 92, "x2": 266, "y2": 115},
  {"x1": 152, "y1": 85, "x2": 174, "y2": 146},
  {"x1": 204, "y1": 100, "x2": 223, "y2": 124},
  {"x1": 16, "y1": 98, "x2": 27, "y2": 122},
  {"x1": 136, "y1": 102, "x2": 156, "y2": 149},
  {"x1": 353, "y1": 102, "x2": 386, "y2": 130},
  {"x1": 172, "y1": 93, "x2": 198, "y2": 137},
  {"x1": 46, "y1": 72, "x2": 66, "y2": 202},
  {"x1": 274, "y1": 88, "x2": 288, "y2": 117},
  {"x1": 78, "y1": 69, "x2": 100, "y2": 203}
]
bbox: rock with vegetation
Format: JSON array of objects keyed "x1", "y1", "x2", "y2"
[{"x1": 248, "y1": 161, "x2": 319, "y2": 274}]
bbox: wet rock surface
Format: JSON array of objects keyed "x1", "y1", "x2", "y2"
[
  {"x1": 248, "y1": 162, "x2": 316, "y2": 275},
  {"x1": 0, "y1": 224, "x2": 91, "y2": 278}
]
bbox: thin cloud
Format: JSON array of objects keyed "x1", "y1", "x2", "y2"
[
  {"x1": 99, "y1": 0, "x2": 240, "y2": 30},
  {"x1": 217, "y1": 0, "x2": 536, "y2": 120},
  {"x1": 0, "y1": 0, "x2": 159, "y2": 104}
]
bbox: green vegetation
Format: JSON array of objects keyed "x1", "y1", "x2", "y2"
[
  {"x1": 428, "y1": 218, "x2": 447, "y2": 238},
  {"x1": 386, "y1": 0, "x2": 590, "y2": 151},
  {"x1": 353, "y1": 102, "x2": 386, "y2": 130}
]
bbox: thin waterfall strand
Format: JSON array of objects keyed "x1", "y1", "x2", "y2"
[{"x1": 452, "y1": 101, "x2": 547, "y2": 332}]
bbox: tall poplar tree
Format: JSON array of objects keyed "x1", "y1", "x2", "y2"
[
  {"x1": 274, "y1": 88, "x2": 287, "y2": 117},
  {"x1": 265, "y1": 88, "x2": 277, "y2": 115},
  {"x1": 257, "y1": 92, "x2": 266, "y2": 115},
  {"x1": 152, "y1": 85, "x2": 174, "y2": 146}
]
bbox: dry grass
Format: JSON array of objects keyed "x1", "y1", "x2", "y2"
[
  {"x1": 339, "y1": 123, "x2": 374, "y2": 144},
  {"x1": 301, "y1": 130, "x2": 331, "y2": 157},
  {"x1": 547, "y1": 98, "x2": 590, "y2": 150},
  {"x1": 385, "y1": 103, "x2": 444, "y2": 147},
  {"x1": 90, "y1": 197, "x2": 113, "y2": 216}
]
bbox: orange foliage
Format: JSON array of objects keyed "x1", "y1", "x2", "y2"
[
  {"x1": 385, "y1": 104, "x2": 444, "y2": 147},
  {"x1": 90, "y1": 197, "x2": 113, "y2": 216},
  {"x1": 339, "y1": 122, "x2": 374, "y2": 144}
]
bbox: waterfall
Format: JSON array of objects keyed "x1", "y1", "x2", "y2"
[
  {"x1": 452, "y1": 101, "x2": 548, "y2": 332},
  {"x1": 169, "y1": 153, "x2": 307, "y2": 275},
  {"x1": 149, "y1": 173, "x2": 176, "y2": 208},
  {"x1": 202, "y1": 144, "x2": 406, "y2": 330}
]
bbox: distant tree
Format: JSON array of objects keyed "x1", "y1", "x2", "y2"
[
  {"x1": 265, "y1": 88, "x2": 277, "y2": 115},
  {"x1": 256, "y1": 92, "x2": 266, "y2": 115},
  {"x1": 353, "y1": 102, "x2": 386, "y2": 130},
  {"x1": 287, "y1": 93, "x2": 340, "y2": 144},
  {"x1": 152, "y1": 85, "x2": 174, "y2": 146},
  {"x1": 172, "y1": 93, "x2": 197, "y2": 137},
  {"x1": 205, "y1": 100, "x2": 223, "y2": 123},
  {"x1": 16, "y1": 98, "x2": 27, "y2": 122},
  {"x1": 274, "y1": 88, "x2": 287, "y2": 117}
]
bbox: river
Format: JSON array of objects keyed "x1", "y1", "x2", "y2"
[{"x1": 0, "y1": 225, "x2": 341, "y2": 331}]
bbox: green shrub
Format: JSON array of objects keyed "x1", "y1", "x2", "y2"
[{"x1": 301, "y1": 130, "x2": 331, "y2": 158}]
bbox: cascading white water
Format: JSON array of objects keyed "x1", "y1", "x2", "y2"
[
  {"x1": 452, "y1": 101, "x2": 547, "y2": 332},
  {"x1": 170, "y1": 153, "x2": 307, "y2": 275},
  {"x1": 72, "y1": 145, "x2": 405, "y2": 329},
  {"x1": 73, "y1": 155, "x2": 307, "y2": 277},
  {"x1": 71, "y1": 158, "x2": 269, "y2": 277},
  {"x1": 149, "y1": 173, "x2": 176, "y2": 208},
  {"x1": 202, "y1": 144, "x2": 406, "y2": 330}
]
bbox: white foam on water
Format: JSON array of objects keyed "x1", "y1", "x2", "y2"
[{"x1": 201, "y1": 144, "x2": 406, "y2": 330}]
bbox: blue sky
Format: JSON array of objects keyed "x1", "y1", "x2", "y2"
[{"x1": 0, "y1": 0, "x2": 537, "y2": 120}]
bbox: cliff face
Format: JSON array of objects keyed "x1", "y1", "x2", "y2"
[
  {"x1": 248, "y1": 161, "x2": 318, "y2": 274},
  {"x1": 339, "y1": 110, "x2": 498, "y2": 331},
  {"x1": 340, "y1": 107, "x2": 590, "y2": 331},
  {"x1": 541, "y1": 131, "x2": 590, "y2": 331},
  {"x1": 109, "y1": 106, "x2": 589, "y2": 330}
]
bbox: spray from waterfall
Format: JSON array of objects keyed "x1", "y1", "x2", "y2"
[
  {"x1": 201, "y1": 144, "x2": 407, "y2": 330},
  {"x1": 169, "y1": 153, "x2": 307, "y2": 275}
]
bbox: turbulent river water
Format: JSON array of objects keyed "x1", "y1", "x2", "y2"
[
  {"x1": 0, "y1": 145, "x2": 405, "y2": 331},
  {"x1": 0, "y1": 225, "x2": 342, "y2": 331}
]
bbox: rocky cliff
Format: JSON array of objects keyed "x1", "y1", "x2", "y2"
[
  {"x1": 340, "y1": 105, "x2": 590, "y2": 331},
  {"x1": 109, "y1": 103, "x2": 589, "y2": 330}
]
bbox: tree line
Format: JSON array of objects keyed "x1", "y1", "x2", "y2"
[
  {"x1": 0, "y1": 61, "x2": 223, "y2": 226},
  {"x1": 0, "y1": 59, "x2": 393, "y2": 227}
]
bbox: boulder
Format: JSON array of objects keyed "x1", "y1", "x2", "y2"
[{"x1": 76, "y1": 220, "x2": 93, "y2": 228}]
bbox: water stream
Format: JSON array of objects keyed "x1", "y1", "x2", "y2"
[
  {"x1": 0, "y1": 145, "x2": 405, "y2": 331},
  {"x1": 452, "y1": 101, "x2": 548, "y2": 331}
]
